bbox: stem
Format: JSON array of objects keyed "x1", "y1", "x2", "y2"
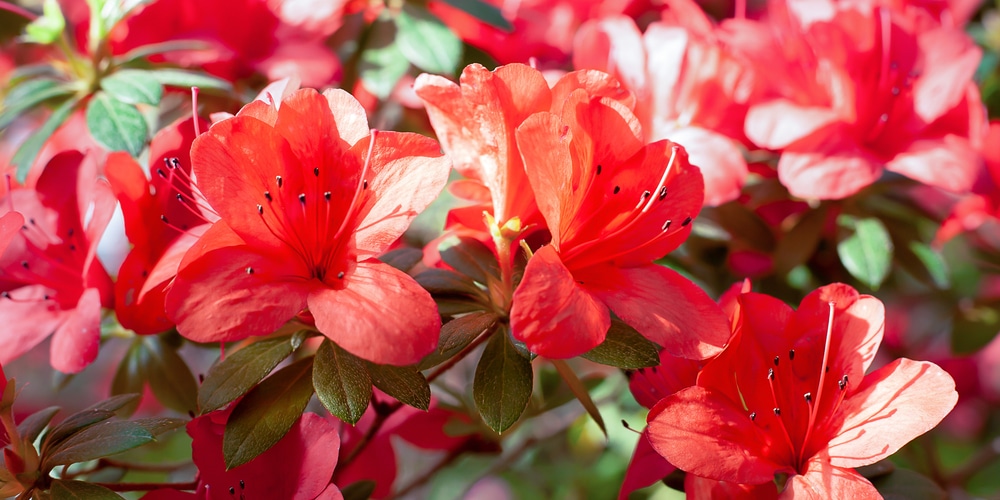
[
  {"x1": 425, "y1": 326, "x2": 495, "y2": 384},
  {"x1": 388, "y1": 448, "x2": 464, "y2": 499},
  {"x1": 92, "y1": 480, "x2": 199, "y2": 492},
  {"x1": 335, "y1": 400, "x2": 401, "y2": 474}
]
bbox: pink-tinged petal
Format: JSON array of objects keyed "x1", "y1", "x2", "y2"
[
  {"x1": 352, "y1": 131, "x2": 451, "y2": 258},
  {"x1": 514, "y1": 112, "x2": 574, "y2": 245},
  {"x1": 887, "y1": 135, "x2": 979, "y2": 193},
  {"x1": 0, "y1": 286, "x2": 65, "y2": 366},
  {"x1": 257, "y1": 40, "x2": 340, "y2": 88},
  {"x1": 777, "y1": 130, "x2": 882, "y2": 200},
  {"x1": 50, "y1": 288, "x2": 102, "y2": 373},
  {"x1": 583, "y1": 265, "x2": 729, "y2": 360},
  {"x1": 642, "y1": 24, "x2": 689, "y2": 124},
  {"x1": 826, "y1": 358, "x2": 957, "y2": 469},
  {"x1": 912, "y1": 28, "x2": 981, "y2": 124},
  {"x1": 647, "y1": 386, "x2": 790, "y2": 484},
  {"x1": 619, "y1": 429, "x2": 676, "y2": 500},
  {"x1": 629, "y1": 350, "x2": 702, "y2": 409},
  {"x1": 166, "y1": 224, "x2": 311, "y2": 343},
  {"x1": 686, "y1": 474, "x2": 779, "y2": 499},
  {"x1": 322, "y1": 88, "x2": 371, "y2": 145},
  {"x1": 308, "y1": 261, "x2": 439, "y2": 366},
  {"x1": 661, "y1": 126, "x2": 747, "y2": 206},
  {"x1": 314, "y1": 484, "x2": 343, "y2": 500},
  {"x1": 745, "y1": 100, "x2": 841, "y2": 150},
  {"x1": 0, "y1": 212, "x2": 24, "y2": 255},
  {"x1": 509, "y1": 245, "x2": 610, "y2": 359},
  {"x1": 782, "y1": 458, "x2": 880, "y2": 500}
]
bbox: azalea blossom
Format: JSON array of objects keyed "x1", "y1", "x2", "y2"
[
  {"x1": 165, "y1": 88, "x2": 451, "y2": 366},
  {"x1": 509, "y1": 88, "x2": 730, "y2": 359},
  {"x1": 0, "y1": 151, "x2": 114, "y2": 373},
  {"x1": 647, "y1": 284, "x2": 958, "y2": 497}
]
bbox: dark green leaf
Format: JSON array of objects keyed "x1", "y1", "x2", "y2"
[
  {"x1": 115, "y1": 40, "x2": 211, "y2": 64},
  {"x1": 379, "y1": 247, "x2": 424, "y2": 273},
  {"x1": 141, "y1": 335, "x2": 198, "y2": 414},
  {"x1": 437, "y1": 0, "x2": 511, "y2": 30},
  {"x1": 0, "y1": 78, "x2": 74, "y2": 130},
  {"x1": 359, "y1": 18, "x2": 410, "y2": 100},
  {"x1": 44, "y1": 420, "x2": 154, "y2": 468},
  {"x1": 580, "y1": 320, "x2": 659, "y2": 369},
  {"x1": 147, "y1": 69, "x2": 233, "y2": 92},
  {"x1": 438, "y1": 236, "x2": 500, "y2": 285},
  {"x1": 45, "y1": 394, "x2": 141, "y2": 450},
  {"x1": 17, "y1": 406, "x2": 60, "y2": 443},
  {"x1": 394, "y1": 4, "x2": 462, "y2": 74},
  {"x1": 772, "y1": 205, "x2": 829, "y2": 274},
  {"x1": 341, "y1": 480, "x2": 377, "y2": 500},
  {"x1": 85, "y1": 92, "x2": 148, "y2": 156},
  {"x1": 837, "y1": 215, "x2": 893, "y2": 290},
  {"x1": 474, "y1": 328, "x2": 533, "y2": 433},
  {"x1": 110, "y1": 339, "x2": 145, "y2": 416},
  {"x1": 364, "y1": 362, "x2": 430, "y2": 411},
  {"x1": 418, "y1": 311, "x2": 498, "y2": 370},
  {"x1": 100, "y1": 69, "x2": 163, "y2": 105},
  {"x1": 50, "y1": 480, "x2": 123, "y2": 499},
  {"x1": 551, "y1": 359, "x2": 606, "y2": 438},
  {"x1": 416, "y1": 269, "x2": 486, "y2": 298},
  {"x1": 905, "y1": 241, "x2": 949, "y2": 289},
  {"x1": 132, "y1": 417, "x2": 186, "y2": 437},
  {"x1": 314, "y1": 340, "x2": 371, "y2": 424},
  {"x1": 436, "y1": 298, "x2": 487, "y2": 316},
  {"x1": 870, "y1": 468, "x2": 946, "y2": 500},
  {"x1": 198, "y1": 336, "x2": 296, "y2": 414},
  {"x1": 223, "y1": 357, "x2": 315, "y2": 469},
  {"x1": 11, "y1": 95, "x2": 81, "y2": 183}
]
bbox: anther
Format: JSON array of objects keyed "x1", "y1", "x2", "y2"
[
  {"x1": 749, "y1": 412, "x2": 756, "y2": 421},
  {"x1": 804, "y1": 392, "x2": 812, "y2": 403},
  {"x1": 661, "y1": 220, "x2": 671, "y2": 231},
  {"x1": 298, "y1": 193, "x2": 306, "y2": 204},
  {"x1": 891, "y1": 87, "x2": 900, "y2": 96},
  {"x1": 839, "y1": 375, "x2": 848, "y2": 390},
  {"x1": 363, "y1": 180, "x2": 368, "y2": 190},
  {"x1": 313, "y1": 167, "x2": 319, "y2": 176},
  {"x1": 276, "y1": 176, "x2": 283, "y2": 188},
  {"x1": 337, "y1": 272, "x2": 345, "y2": 279},
  {"x1": 264, "y1": 191, "x2": 272, "y2": 202},
  {"x1": 641, "y1": 190, "x2": 651, "y2": 200},
  {"x1": 257, "y1": 204, "x2": 263, "y2": 215},
  {"x1": 773, "y1": 408, "x2": 781, "y2": 416},
  {"x1": 240, "y1": 480, "x2": 245, "y2": 490},
  {"x1": 658, "y1": 186, "x2": 667, "y2": 200},
  {"x1": 879, "y1": 113, "x2": 889, "y2": 122},
  {"x1": 774, "y1": 356, "x2": 780, "y2": 366},
  {"x1": 170, "y1": 158, "x2": 181, "y2": 168},
  {"x1": 157, "y1": 168, "x2": 167, "y2": 178},
  {"x1": 230, "y1": 487, "x2": 235, "y2": 495},
  {"x1": 789, "y1": 349, "x2": 795, "y2": 361},
  {"x1": 596, "y1": 165, "x2": 602, "y2": 175},
  {"x1": 42, "y1": 294, "x2": 49, "y2": 300},
  {"x1": 246, "y1": 267, "x2": 254, "y2": 275},
  {"x1": 67, "y1": 228, "x2": 74, "y2": 237},
  {"x1": 613, "y1": 186, "x2": 621, "y2": 194},
  {"x1": 768, "y1": 368, "x2": 774, "y2": 380},
  {"x1": 324, "y1": 191, "x2": 331, "y2": 201},
  {"x1": 681, "y1": 216, "x2": 692, "y2": 227},
  {"x1": 160, "y1": 215, "x2": 169, "y2": 223},
  {"x1": 176, "y1": 193, "x2": 184, "y2": 202}
]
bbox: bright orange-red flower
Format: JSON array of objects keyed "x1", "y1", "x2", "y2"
[{"x1": 165, "y1": 88, "x2": 451, "y2": 365}]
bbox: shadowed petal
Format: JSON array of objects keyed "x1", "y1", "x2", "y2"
[
  {"x1": 619, "y1": 429, "x2": 676, "y2": 500},
  {"x1": 50, "y1": 288, "x2": 102, "y2": 373},
  {"x1": 783, "y1": 457, "x2": 880, "y2": 500}
]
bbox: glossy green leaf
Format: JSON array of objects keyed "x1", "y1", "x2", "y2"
[
  {"x1": 395, "y1": 4, "x2": 462, "y2": 74},
  {"x1": 23, "y1": 0, "x2": 65, "y2": 44},
  {"x1": 359, "y1": 18, "x2": 410, "y2": 100},
  {"x1": 837, "y1": 215, "x2": 893, "y2": 290},
  {"x1": 438, "y1": 236, "x2": 500, "y2": 285},
  {"x1": 341, "y1": 480, "x2": 377, "y2": 500},
  {"x1": 223, "y1": 357, "x2": 315, "y2": 469},
  {"x1": 110, "y1": 339, "x2": 145, "y2": 416},
  {"x1": 115, "y1": 40, "x2": 213, "y2": 65},
  {"x1": 0, "y1": 78, "x2": 74, "y2": 130},
  {"x1": 437, "y1": 0, "x2": 511, "y2": 30},
  {"x1": 418, "y1": 311, "x2": 498, "y2": 370},
  {"x1": 364, "y1": 362, "x2": 430, "y2": 411},
  {"x1": 86, "y1": 92, "x2": 148, "y2": 156},
  {"x1": 551, "y1": 359, "x2": 606, "y2": 438},
  {"x1": 907, "y1": 241, "x2": 950, "y2": 289},
  {"x1": 44, "y1": 420, "x2": 154, "y2": 468},
  {"x1": 17, "y1": 406, "x2": 60, "y2": 444},
  {"x1": 11, "y1": 95, "x2": 81, "y2": 183},
  {"x1": 198, "y1": 336, "x2": 296, "y2": 414},
  {"x1": 313, "y1": 340, "x2": 371, "y2": 424},
  {"x1": 416, "y1": 269, "x2": 486, "y2": 298},
  {"x1": 379, "y1": 247, "x2": 424, "y2": 273},
  {"x1": 44, "y1": 394, "x2": 141, "y2": 450},
  {"x1": 101, "y1": 69, "x2": 163, "y2": 105},
  {"x1": 141, "y1": 335, "x2": 198, "y2": 415},
  {"x1": 474, "y1": 328, "x2": 533, "y2": 433},
  {"x1": 580, "y1": 319, "x2": 659, "y2": 369},
  {"x1": 131, "y1": 417, "x2": 186, "y2": 437},
  {"x1": 50, "y1": 480, "x2": 123, "y2": 499},
  {"x1": 147, "y1": 69, "x2": 233, "y2": 92}
]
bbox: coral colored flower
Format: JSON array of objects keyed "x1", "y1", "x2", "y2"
[
  {"x1": 165, "y1": 88, "x2": 450, "y2": 366},
  {"x1": 742, "y1": 0, "x2": 983, "y2": 200},
  {"x1": 509, "y1": 90, "x2": 730, "y2": 359},
  {"x1": 936, "y1": 120, "x2": 1000, "y2": 248},
  {"x1": 0, "y1": 151, "x2": 114, "y2": 373},
  {"x1": 144, "y1": 408, "x2": 342, "y2": 500},
  {"x1": 106, "y1": 117, "x2": 212, "y2": 335},
  {"x1": 647, "y1": 284, "x2": 958, "y2": 498},
  {"x1": 574, "y1": 10, "x2": 754, "y2": 206}
]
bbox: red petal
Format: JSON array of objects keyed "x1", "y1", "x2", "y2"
[
  {"x1": 323, "y1": 88, "x2": 371, "y2": 145},
  {"x1": 0, "y1": 212, "x2": 24, "y2": 255},
  {"x1": 826, "y1": 359, "x2": 957, "y2": 469},
  {"x1": 745, "y1": 100, "x2": 841, "y2": 150},
  {"x1": 583, "y1": 265, "x2": 729, "y2": 360},
  {"x1": 783, "y1": 458, "x2": 880, "y2": 500},
  {"x1": 49, "y1": 288, "x2": 102, "y2": 373},
  {"x1": 0, "y1": 286, "x2": 65, "y2": 367},
  {"x1": 662, "y1": 126, "x2": 747, "y2": 207},
  {"x1": 777, "y1": 128, "x2": 882, "y2": 200},
  {"x1": 509, "y1": 245, "x2": 610, "y2": 359},
  {"x1": 619, "y1": 429, "x2": 676, "y2": 499},
  {"x1": 887, "y1": 134, "x2": 979, "y2": 193},
  {"x1": 308, "y1": 261, "x2": 439, "y2": 366},
  {"x1": 646, "y1": 386, "x2": 789, "y2": 484}
]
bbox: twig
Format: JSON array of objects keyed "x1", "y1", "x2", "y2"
[{"x1": 92, "y1": 480, "x2": 198, "y2": 492}]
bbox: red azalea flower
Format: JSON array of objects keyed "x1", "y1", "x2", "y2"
[
  {"x1": 165, "y1": 88, "x2": 450, "y2": 366},
  {"x1": 646, "y1": 284, "x2": 958, "y2": 498},
  {"x1": 742, "y1": 0, "x2": 983, "y2": 200},
  {"x1": 574, "y1": 9, "x2": 754, "y2": 206},
  {"x1": 936, "y1": 120, "x2": 1000, "y2": 248},
  {"x1": 509, "y1": 89, "x2": 730, "y2": 359},
  {"x1": 0, "y1": 151, "x2": 114, "y2": 373},
  {"x1": 144, "y1": 408, "x2": 342, "y2": 500},
  {"x1": 106, "y1": 116, "x2": 211, "y2": 335}
]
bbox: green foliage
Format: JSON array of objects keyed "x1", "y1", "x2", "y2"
[
  {"x1": 364, "y1": 361, "x2": 431, "y2": 411},
  {"x1": 580, "y1": 320, "x2": 660, "y2": 369},
  {"x1": 23, "y1": 0, "x2": 65, "y2": 44},
  {"x1": 11, "y1": 95, "x2": 82, "y2": 183},
  {"x1": 395, "y1": 4, "x2": 462, "y2": 75},
  {"x1": 85, "y1": 92, "x2": 148, "y2": 156},
  {"x1": 198, "y1": 334, "x2": 300, "y2": 414},
  {"x1": 438, "y1": 236, "x2": 500, "y2": 285},
  {"x1": 314, "y1": 340, "x2": 372, "y2": 424},
  {"x1": 100, "y1": 69, "x2": 163, "y2": 105},
  {"x1": 474, "y1": 327, "x2": 533, "y2": 433},
  {"x1": 437, "y1": 0, "x2": 512, "y2": 30},
  {"x1": 359, "y1": 17, "x2": 410, "y2": 100},
  {"x1": 418, "y1": 311, "x2": 498, "y2": 370},
  {"x1": 837, "y1": 214, "x2": 893, "y2": 290},
  {"x1": 50, "y1": 480, "x2": 123, "y2": 499}
]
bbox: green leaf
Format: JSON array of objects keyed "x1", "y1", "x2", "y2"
[
  {"x1": 364, "y1": 362, "x2": 430, "y2": 411},
  {"x1": 86, "y1": 92, "x2": 148, "y2": 156},
  {"x1": 394, "y1": 4, "x2": 462, "y2": 74},
  {"x1": 359, "y1": 18, "x2": 410, "y2": 100},
  {"x1": 837, "y1": 215, "x2": 893, "y2": 290},
  {"x1": 772, "y1": 205, "x2": 829, "y2": 274},
  {"x1": 438, "y1": 236, "x2": 500, "y2": 285},
  {"x1": 313, "y1": 340, "x2": 371, "y2": 424},
  {"x1": 50, "y1": 480, "x2": 123, "y2": 499},
  {"x1": 551, "y1": 359, "x2": 606, "y2": 438},
  {"x1": 198, "y1": 336, "x2": 297, "y2": 414},
  {"x1": 580, "y1": 319, "x2": 659, "y2": 369},
  {"x1": 906, "y1": 241, "x2": 950, "y2": 289},
  {"x1": 131, "y1": 417, "x2": 186, "y2": 437},
  {"x1": 416, "y1": 269, "x2": 486, "y2": 298},
  {"x1": 223, "y1": 357, "x2": 315, "y2": 469},
  {"x1": 115, "y1": 40, "x2": 213, "y2": 65},
  {"x1": 0, "y1": 78, "x2": 74, "y2": 130},
  {"x1": 43, "y1": 420, "x2": 154, "y2": 468},
  {"x1": 17, "y1": 406, "x2": 60, "y2": 443},
  {"x1": 45, "y1": 394, "x2": 141, "y2": 450},
  {"x1": 418, "y1": 311, "x2": 498, "y2": 370},
  {"x1": 141, "y1": 335, "x2": 198, "y2": 415},
  {"x1": 473, "y1": 328, "x2": 533, "y2": 433},
  {"x1": 870, "y1": 468, "x2": 946, "y2": 500},
  {"x1": 100, "y1": 69, "x2": 163, "y2": 105},
  {"x1": 147, "y1": 69, "x2": 233, "y2": 93},
  {"x1": 11, "y1": 95, "x2": 81, "y2": 183},
  {"x1": 23, "y1": 0, "x2": 65, "y2": 45},
  {"x1": 379, "y1": 247, "x2": 424, "y2": 273},
  {"x1": 110, "y1": 339, "x2": 145, "y2": 416},
  {"x1": 340, "y1": 480, "x2": 377, "y2": 500},
  {"x1": 437, "y1": 0, "x2": 511, "y2": 30}
]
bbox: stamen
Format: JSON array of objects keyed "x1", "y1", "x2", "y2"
[
  {"x1": 774, "y1": 356, "x2": 780, "y2": 366},
  {"x1": 276, "y1": 176, "x2": 283, "y2": 188},
  {"x1": 789, "y1": 349, "x2": 795, "y2": 361},
  {"x1": 681, "y1": 216, "x2": 692, "y2": 227},
  {"x1": 767, "y1": 366, "x2": 798, "y2": 458},
  {"x1": 749, "y1": 411, "x2": 756, "y2": 421},
  {"x1": 313, "y1": 167, "x2": 319, "y2": 176},
  {"x1": 257, "y1": 204, "x2": 263, "y2": 215},
  {"x1": 661, "y1": 220, "x2": 671, "y2": 231},
  {"x1": 613, "y1": 186, "x2": 620, "y2": 194},
  {"x1": 800, "y1": 301, "x2": 837, "y2": 465},
  {"x1": 246, "y1": 267, "x2": 254, "y2": 275},
  {"x1": 337, "y1": 272, "x2": 345, "y2": 279},
  {"x1": 804, "y1": 392, "x2": 812, "y2": 403},
  {"x1": 658, "y1": 186, "x2": 667, "y2": 200},
  {"x1": 596, "y1": 164, "x2": 602, "y2": 175},
  {"x1": 265, "y1": 191, "x2": 272, "y2": 202}
]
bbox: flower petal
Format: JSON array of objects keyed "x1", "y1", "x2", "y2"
[
  {"x1": 50, "y1": 288, "x2": 102, "y2": 373},
  {"x1": 776, "y1": 128, "x2": 882, "y2": 200},
  {"x1": 308, "y1": 261, "x2": 439, "y2": 366},
  {"x1": 782, "y1": 457, "x2": 880, "y2": 500},
  {"x1": 619, "y1": 429, "x2": 676, "y2": 500},
  {"x1": 745, "y1": 100, "x2": 841, "y2": 150}
]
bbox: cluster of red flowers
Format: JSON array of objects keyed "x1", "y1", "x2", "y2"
[{"x1": 0, "y1": 0, "x2": 996, "y2": 497}]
